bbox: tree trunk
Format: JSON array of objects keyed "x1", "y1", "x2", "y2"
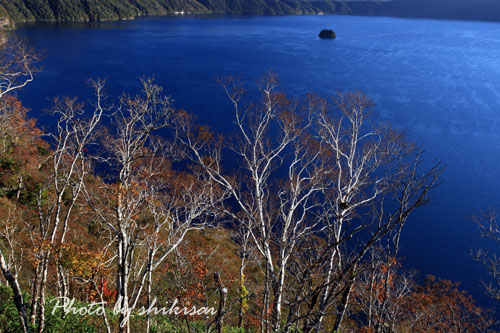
[
  {"x1": 317, "y1": 226, "x2": 343, "y2": 330},
  {"x1": 37, "y1": 256, "x2": 50, "y2": 333},
  {"x1": 261, "y1": 264, "x2": 270, "y2": 333},
  {"x1": 117, "y1": 241, "x2": 130, "y2": 333},
  {"x1": 146, "y1": 264, "x2": 152, "y2": 333},
  {"x1": 29, "y1": 263, "x2": 41, "y2": 327},
  {"x1": 0, "y1": 250, "x2": 29, "y2": 333},
  {"x1": 56, "y1": 264, "x2": 68, "y2": 319},
  {"x1": 237, "y1": 256, "x2": 245, "y2": 329},
  {"x1": 332, "y1": 279, "x2": 355, "y2": 332},
  {"x1": 214, "y1": 272, "x2": 227, "y2": 333},
  {"x1": 270, "y1": 267, "x2": 284, "y2": 332}
]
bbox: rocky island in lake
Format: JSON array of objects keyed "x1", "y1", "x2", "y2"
[{"x1": 319, "y1": 29, "x2": 336, "y2": 39}]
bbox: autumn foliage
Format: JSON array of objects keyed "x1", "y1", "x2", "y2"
[
  {"x1": 0, "y1": 71, "x2": 494, "y2": 333},
  {"x1": 353, "y1": 256, "x2": 496, "y2": 332}
]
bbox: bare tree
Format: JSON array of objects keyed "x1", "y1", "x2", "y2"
[
  {"x1": 0, "y1": 208, "x2": 29, "y2": 333},
  {"x1": 0, "y1": 36, "x2": 39, "y2": 98},
  {"x1": 473, "y1": 211, "x2": 500, "y2": 300},
  {"x1": 174, "y1": 75, "x2": 442, "y2": 332},
  {"x1": 84, "y1": 78, "x2": 222, "y2": 332},
  {"x1": 354, "y1": 246, "x2": 415, "y2": 332},
  {"x1": 84, "y1": 78, "x2": 174, "y2": 332},
  {"x1": 30, "y1": 81, "x2": 104, "y2": 332},
  {"x1": 0, "y1": 36, "x2": 40, "y2": 333},
  {"x1": 175, "y1": 73, "x2": 332, "y2": 332},
  {"x1": 135, "y1": 152, "x2": 225, "y2": 333},
  {"x1": 233, "y1": 224, "x2": 253, "y2": 329},
  {"x1": 292, "y1": 92, "x2": 442, "y2": 332}
]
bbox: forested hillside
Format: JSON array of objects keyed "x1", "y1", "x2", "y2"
[
  {"x1": 0, "y1": 0, "x2": 348, "y2": 23},
  {"x1": 1, "y1": 0, "x2": 499, "y2": 25}
]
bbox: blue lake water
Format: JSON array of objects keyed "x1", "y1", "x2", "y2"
[{"x1": 13, "y1": 14, "x2": 500, "y2": 309}]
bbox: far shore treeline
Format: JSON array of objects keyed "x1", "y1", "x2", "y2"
[{"x1": 1, "y1": 0, "x2": 500, "y2": 28}]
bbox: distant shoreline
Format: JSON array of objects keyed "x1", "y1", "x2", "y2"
[
  {"x1": 10, "y1": 12, "x2": 500, "y2": 33},
  {"x1": 2, "y1": 0, "x2": 500, "y2": 30}
]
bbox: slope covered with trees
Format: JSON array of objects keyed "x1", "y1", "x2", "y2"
[
  {"x1": 0, "y1": 0, "x2": 348, "y2": 23},
  {"x1": 1, "y1": 0, "x2": 499, "y2": 25}
]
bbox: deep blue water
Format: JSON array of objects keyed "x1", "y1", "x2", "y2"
[{"x1": 13, "y1": 15, "x2": 500, "y2": 310}]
